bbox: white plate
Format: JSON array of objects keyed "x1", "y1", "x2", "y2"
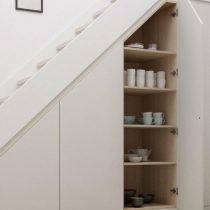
[{"x1": 125, "y1": 44, "x2": 144, "y2": 49}]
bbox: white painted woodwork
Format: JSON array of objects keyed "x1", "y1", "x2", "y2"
[
  {"x1": 177, "y1": 0, "x2": 204, "y2": 209},
  {"x1": 0, "y1": 104, "x2": 59, "y2": 210},
  {"x1": 37, "y1": 58, "x2": 52, "y2": 68},
  {"x1": 56, "y1": 40, "x2": 72, "y2": 51},
  {"x1": 60, "y1": 44, "x2": 123, "y2": 210},
  {"x1": 0, "y1": 0, "x2": 159, "y2": 152},
  {"x1": 75, "y1": 21, "x2": 93, "y2": 34},
  {"x1": 17, "y1": 77, "x2": 31, "y2": 86},
  {"x1": 205, "y1": 207, "x2": 210, "y2": 210},
  {"x1": 0, "y1": 97, "x2": 8, "y2": 104},
  {"x1": 93, "y1": 6, "x2": 109, "y2": 18}
]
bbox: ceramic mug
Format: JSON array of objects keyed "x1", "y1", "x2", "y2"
[
  {"x1": 143, "y1": 117, "x2": 155, "y2": 125},
  {"x1": 142, "y1": 156, "x2": 148, "y2": 161},
  {"x1": 157, "y1": 71, "x2": 165, "y2": 79},
  {"x1": 146, "y1": 78, "x2": 156, "y2": 88},
  {"x1": 127, "y1": 76, "x2": 135, "y2": 87},
  {"x1": 145, "y1": 71, "x2": 154, "y2": 78},
  {"x1": 124, "y1": 71, "x2": 127, "y2": 86},
  {"x1": 137, "y1": 77, "x2": 145, "y2": 87},
  {"x1": 155, "y1": 117, "x2": 165, "y2": 125},
  {"x1": 153, "y1": 112, "x2": 165, "y2": 118},
  {"x1": 142, "y1": 112, "x2": 153, "y2": 117},
  {"x1": 157, "y1": 78, "x2": 166, "y2": 88},
  {"x1": 137, "y1": 69, "x2": 145, "y2": 77},
  {"x1": 127, "y1": 69, "x2": 136, "y2": 76}
]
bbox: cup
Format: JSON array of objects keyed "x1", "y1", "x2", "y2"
[
  {"x1": 154, "y1": 73, "x2": 157, "y2": 88},
  {"x1": 157, "y1": 78, "x2": 166, "y2": 88},
  {"x1": 143, "y1": 117, "x2": 155, "y2": 125},
  {"x1": 146, "y1": 78, "x2": 156, "y2": 88},
  {"x1": 124, "y1": 71, "x2": 127, "y2": 86},
  {"x1": 127, "y1": 76, "x2": 135, "y2": 87},
  {"x1": 153, "y1": 112, "x2": 165, "y2": 118},
  {"x1": 127, "y1": 69, "x2": 136, "y2": 76},
  {"x1": 145, "y1": 71, "x2": 154, "y2": 78},
  {"x1": 148, "y1": 44, "x2": 157, "y2": 50},
  {"x1": 137, "y1": 77, "x2": 145, "y2": 87},
  {"x1": 142, "y1": 156, "x2": 148, "y2": 161},
  {"x1": 142, "y1": 112, "x2": 153, "y2": 117},
  {"x1": 155, "y1": 117, "x2": 165, "y2": 125},
  {"x1": 137, "y1": 69, "x2": 145, "y2": 77},
  {"x1": 157, "y1": 71, "x2": 165, "y2": 79}
]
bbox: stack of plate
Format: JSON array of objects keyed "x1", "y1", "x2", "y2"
[{"x1": 124, "y1": 42, "x2": 144, "y2": 49}]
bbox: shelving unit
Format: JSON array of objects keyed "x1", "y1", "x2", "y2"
[{"x1": 123, "y1": 2, "x2": 177, "y2": 210}]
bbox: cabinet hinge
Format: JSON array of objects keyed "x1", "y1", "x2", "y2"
[
  {"x1": 171, "y1": 69, "x2": 178, "y2": 76},
  {"x1": 170, "y1": 188, "x2": 178, "y2": 195},
  {"x1": 170, "y1": 128, "x2": 178, "y2": 135},
  {"x1": 170, "y1": 9, "x2": 178, "y2": 17}
]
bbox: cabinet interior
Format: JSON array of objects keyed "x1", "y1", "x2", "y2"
[{"x1": 124, "y1": 2, "x2": 177, "y2": 209}]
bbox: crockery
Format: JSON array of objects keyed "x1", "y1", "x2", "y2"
[
  {"x1": 157, "y1": 71, "x2": 166, "y2": 79},
  {"x1": 124, "y1": 149, "x2": 139, "y2": 162},
  {"x1": 124, "y1": 71, "x2": 127, "y2": 86},
  {"x1": 138, "y1": 194, "x2": 154, "y2": 204},
  {"x1": 154, "y1": 73, "x2": 157, "y2": 87},
  {"x1": 137, "y1": 69, "x2": 145, "y2": 77},
  {"x1": 127, "y1": 69, "x2": 136, "y2": 76},
  {"x1": 131, "y1": 197, "x2": 144, "y2": 208},
  {"x1": 134, "y1": 147, "x2": 152, "y2": 157},
  {"x1": 155, "y1": 117, "x2": 165, "y2": 125},
  {"x1": 145, "y1": 71, "x2": 154, "y2": 78},
  {"x1": 124, "y1": 189, "x2": 136, "y2": 205},
  {"x1": 143, "y1": 117, "x2": 155, "y2": 125},
  {"x1": 127, "y1": 76, "x2": 135, "y2": 87},
  {"x1": 142, "y1": 112, "x2": 153, "y2": 117},
  {"x1": 128, "y1": 156, "x2": 142, "y2": 163},
  {"x1": 136, "y1": 118, "x2": 144, "y2": 124},
  {"x1": 137, "y1": 77, "x2": 145, "y2": 87},
  {"x1": 157, "y1": 78, "x2": 166, "y2": 88},
  {"x1": 124, "y1": 116, "x2": 136, "y2": 124},
  {"x1": 148, "y1": 44, "x2": 157, "y2": 50},
  {"x1": 146, "y1": 78, "x2": 156, "y2": 88},
  {"x1": 153, "y1": 112, "x2": 165, "y2": 118},
  {"x1": 142, "y1": 155, "x2": 148, "y2": 161},
  {"x1": 125, "y1": 43, "x2": 144, "y2": 49}
]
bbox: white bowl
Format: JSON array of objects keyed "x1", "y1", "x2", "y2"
[
  {"x1": 124, "y1": 154, "x2": 139, "y2": 162},
  {"x1": 128, "y1": 156, "x2": 142, "y2": 163}
]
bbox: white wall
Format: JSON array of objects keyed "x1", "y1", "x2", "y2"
[
  {"x1": 191, "y1": 0, "x2": 210, "y2": 208},
  {"x1": 0, "y1": 0, "x2": 97, "y2": 86}
]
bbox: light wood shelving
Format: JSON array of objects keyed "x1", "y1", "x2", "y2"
[
  {"x1": 124, "y1": 203, "x2": 176, "y2": 210},
  {"x1": 124, "y1": 47, "x2": 176, "y2": 63},
  {"x1": 124, "y1": 125, "x2": 176, "y2": 129},
  {"x1": 124, "y1": 162, "x2": 176, "y2": 166},
  {"x1": 124, "y1": 86, "x2": 176, "y2": 96}
]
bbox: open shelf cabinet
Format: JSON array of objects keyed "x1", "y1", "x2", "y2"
[{"x1": 124, "y1": 2, "x2": 178, "y2": 210}]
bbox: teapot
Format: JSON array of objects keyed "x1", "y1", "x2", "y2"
[{"x1": 133, "y1": 146, "x2": 152, "y2": 157}]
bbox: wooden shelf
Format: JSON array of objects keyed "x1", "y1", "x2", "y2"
[
  {"x1": 124, "y1": 203, "x2": 176, "y2": 210},
  {"x1": 124, "y1": 162, "x2": 176, "y2": 166},
  {"x1": 124, "y1": 86, "x2": 176, "y2": 96},
  {"x1": 124, "y1": 125, "x2": 176, "y2": 129},
  {"x1": 124, "y1": 47, "x2": 176, "y2": 63}
]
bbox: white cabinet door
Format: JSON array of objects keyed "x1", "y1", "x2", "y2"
[
  {"x1": 60, "y1": 44, "x2": 123, "y2": 210},
  {"x1": 0, "y1": 104, "x2": 59, "y2": 210},
  {"x1": 177, "y1": 1, "x2": 204, "y2": 210}
]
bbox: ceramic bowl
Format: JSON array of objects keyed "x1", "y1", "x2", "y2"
[
  {"x1": 136, "y1": 118, "x2": 144, "y2": 124},
  {"x1": 128, "y1": 156, "x2": 142, "y2": 163},
  {"x1": 124, "y1": 116, "x2": 136, "y2": 124},
  {"x1": 138, "y1": 194, "x2": 154, "y2": 204},
  {"x1": 130, "y1": 197, "x2": 144, "y2": 208},
  {"x1": 124, "y1": 154, "x2": 139, "y2": 162},
  {"x1": 124, "y1": 189, "x2": 136, "y2": 205}
]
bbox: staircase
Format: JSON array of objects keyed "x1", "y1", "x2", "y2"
[{"x1": 0, "y1": 0, "x2": 170, "y2": 156}]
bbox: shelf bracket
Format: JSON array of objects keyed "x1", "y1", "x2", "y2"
[
  {"x1": 170, "y1": 188, "x2": 178, "y2": 195},
  {"x1": 171, "y1": 69, "x2": 178, "y2": 76},
  {"x1": 170, "y1": 9, "x2": 178, "y2": 17},
  {"x1": 170, "y1": 129, "x2": 178, "y2": 135}
]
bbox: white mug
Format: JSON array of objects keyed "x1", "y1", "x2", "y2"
[
  {"x1": 137, "y1": 69, "x2": 145, "y2": 77},
  {"x1": 143, "y1": 156, "x2": 148, "y2": 161},
  {"x1": 143, "y1": 112, "x2": 153, "y2": 117},
  {"x1": 143, "y1": 117, "x2": 156, "y2": 125},
  {"x1": 146, "y1": 78, "x2": 156, "y2": 88},
  {"x1": 146, "y1": 71, "x2": 154, "y2": 78},
  {"x1": 154, "y1": 73, "x2": 157, "y2": 87},
  {"x1": 157, "y1": 78, "x2": 166, "y2": 88},
  {"x1": 127, "y1": 69, "x2": 136, "y2": 76},
  {"x1": 127, "y1": 76, "x2": 135, "y2": 87},
  {"x1": 124, "y1": 71, "x2": 127, "y2": 86},
  {"x1": 153, "y1": 112, "x2": 165, "y2": 118},
  {"x1": 137, "y1": 77, "x2": 145, "y2": 87},
  {"x1": 157, "y1": 71, "x2": 166, "y2": 79},
  {"x1": 155, "y1": 117, "x2": 165, "y2": 125}
]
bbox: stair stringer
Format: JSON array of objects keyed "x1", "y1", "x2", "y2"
[{"x1": 0, "y1": 0, "x2": 168, "y2": 156}]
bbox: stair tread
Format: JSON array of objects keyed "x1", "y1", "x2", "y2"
[
  {"x1": 37, "y1": 58, "x2": 52, "y2": 68},
  {"x1": 93, "y1": 6, "x2": 109, "y2": 18},
  {"x1": 75, "y1": 21, "x2": 93, "y2": 34},
  {"x1": 56, "y1": 40, "x2": 72, "y2": 51},
  {"x1": 17, "y1": 77, "x2": 31, "y2": 86},
  {"x1": 0, "y1": 97, "x2": 9, "y2": 104}
]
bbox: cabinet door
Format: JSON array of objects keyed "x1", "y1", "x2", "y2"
[
  {"x1": 0, "y1": 104, "x2": 59, "y2": 210},
  {"x1": 60, "y1": 44, "x2": 123, "y2": 210},
  {"x1": 177, "y1": 1, "x2": 204, "y2": 210}
]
